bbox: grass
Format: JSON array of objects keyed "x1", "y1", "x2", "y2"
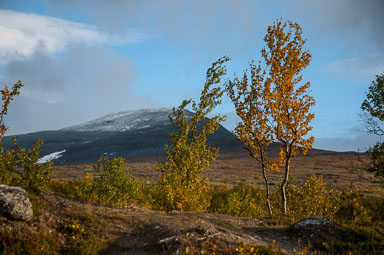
[
  {"x1": 313, "y1": 223, "x2": 384, "y2": 254},
  {"x1": 51, "y1": 151, "x2": 380, "y2": 194},
  {"x1": 0, "y1": 195, "x2": 101, "y2": 255},
  {"x1": 47, "y1": 171, "x2": 384, "y2": 253}
]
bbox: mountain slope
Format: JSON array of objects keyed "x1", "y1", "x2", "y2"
[
  {"x1": 3, "y1": 108, "x2": 243, "y2": 164},
  {"x1": 62, "y1": 108, "x2": 190, "y2": 132}
]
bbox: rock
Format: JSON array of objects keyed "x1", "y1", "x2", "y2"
[
  {"x1": 291, "y1": 216, "x2": 359, "y2": 247},
  {"x1": 0, "y1": 185, "x2": 33, "y2": 221},
  {"x1": 292, "y1": 216, "x2": 335, "y2": 230}
]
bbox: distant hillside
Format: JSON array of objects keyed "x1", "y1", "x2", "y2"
[{"x1": 3, "y1": 108, "x2": 245, "y2": 164}]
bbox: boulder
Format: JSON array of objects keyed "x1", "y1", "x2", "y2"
[
  {"x1": 292, "y1": 216, "x2": 335, "y2": 230},
  {"x1": 0, "y1": 184, "x2": 33, "y2": 221}
]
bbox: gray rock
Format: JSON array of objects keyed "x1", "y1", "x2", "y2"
[
  {"x1": 0, "y1": 184, "x2": 33, "y2": 221},
  {"x1": 292, "y1": 216, "x2": 335, "y2": 230}
]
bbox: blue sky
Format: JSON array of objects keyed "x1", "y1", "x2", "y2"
[{"x1": 0, "y1": 0, "x2": 383, "y2": 152}]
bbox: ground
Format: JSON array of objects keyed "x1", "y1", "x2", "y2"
[
  {"x1": 2, "y1": 150, "x2": 381, "y2": 254},
  {"x1": 52, "y1": 150, "x2": 381, "y2": 195},
  {"x1": 29, "y1": 191, "x2": 353, "y2": 254}
]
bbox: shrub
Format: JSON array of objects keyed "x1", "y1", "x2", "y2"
[
  {"x1": 284, "y1": 175, "x2": 342, "y2": 222},
  {"x1": 0, "y1": 137, "x2": 53, "y2": 193},
  {"x1": 92, "y1": 157, "x2": 146, "y2": 207},
  {"x1": 153, "y1": 57, "x2": 229, "y2": 212},
  {"x1": 150, "y1": 174, "x2": 210, "y2": 211},
  {"x1": 52, "y1": 157, "x2": 146, "y2": 207},
  {"x1": 0, "y1": 195, "x2": 100, "y2": 255},
  {"x1": 366, "y1": 141, "x2": 384, "y2": 183},
  {"x1": 335, "y1": 189, "x2": 372, "y2": 224},
  {"x1": 209, "y1": 176, "x2": 347, "y2": 222},
  {"x1": 361, "y1": 195, "x2": 384, "y2": 222},
  {"x1": 209, "y1": 183, "x2": 265, "y2": 217}
]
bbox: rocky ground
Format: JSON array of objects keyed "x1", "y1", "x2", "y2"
[{"x1": 0, "y1": 190, "x2": 362, "y2": 254}]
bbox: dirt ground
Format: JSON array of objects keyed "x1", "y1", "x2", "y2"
[{"x1": 38, "y1": 191, "x2": 346, "y2": 254}]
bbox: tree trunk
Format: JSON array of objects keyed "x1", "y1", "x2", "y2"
[
  {"x1": 281, "y1": 157, "x2": 290, "y2": 215},
  {"x1": 261, "y1": 161, "x2": 273, "y2": 216}
]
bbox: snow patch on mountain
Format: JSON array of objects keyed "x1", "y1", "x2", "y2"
[
  {"x1": 62, "y1": 108, "x2": 193, "y2": 132},
  {"x1": 37, "y1": 150, "x2": 66, "y2": 164}
]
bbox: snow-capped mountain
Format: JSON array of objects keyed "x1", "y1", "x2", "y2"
[
  {"x1": 62, "y1": 108, "x2": 192, "y2": 132},
  {"x1": 3, "y1": 108, "x2": 243, "y2": 164}
]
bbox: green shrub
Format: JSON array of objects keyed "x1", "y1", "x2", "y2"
[
  {"x1": 284, "y1": 175, "x2": 342, "y2": 222},
  {"x1": 208, "y1": 184, "x2": 230, "y2": 213},
  {"x1": 52, "y1": 157, "x2": 146, "y2": 207},
  {"x1": 315, "y1": 224, "x2": 384, "y2": 255},
  {"x1": 209, "y1": 183, "x2": 265, "y2": 217},
  {"x1": 361, "y1": 196, "x2": 384, "y2": 222},
  {"x1": 92, "y1": 157, "x2": 146, "y2": 207},
  {"x1": 208, "y1": 176, "x2": 347, "y2": 222},
  {"x1": 335, "y1": 189, "x2": 372, "y2": 224},
  {"x1": 0, "y1": 137, "x2": 53, "y2": 193},
  {"x1": 150, "y1": 173, "x2": 210, "y2": 212}
]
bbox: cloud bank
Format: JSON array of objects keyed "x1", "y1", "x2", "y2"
[
  {"x1": 1, "y1": 44, "x2": 150, "y2": 135},
  {"x1": 0, "y1": 9, "x2": 144, "y2": 62},
  {"x1": 0, "y1": 10, "x2": 149, "y2": 134}
]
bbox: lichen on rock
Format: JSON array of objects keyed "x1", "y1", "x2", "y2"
[{"x1": 0, "y1": 184, "x2": 33, "y2": 221}]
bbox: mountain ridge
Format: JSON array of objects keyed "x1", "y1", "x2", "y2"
[
  {"x1": 3, "y1": 108, "x2": 243, "y2": 164},
  {"x1": 61, "y1": 108, "x2": 187, "y2": 132}
]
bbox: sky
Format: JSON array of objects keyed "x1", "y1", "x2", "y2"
[{"x1": 0, "y1": 0, "x2": 383, "y2": 152}]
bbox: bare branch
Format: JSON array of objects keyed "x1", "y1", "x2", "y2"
[{"x1": 360, "y1": 111, "x2": 384, "y2": 136}]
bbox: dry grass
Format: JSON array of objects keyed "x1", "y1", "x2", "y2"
[{"x1": 51, "y1": 149, "x2": 383, "y2": 195}]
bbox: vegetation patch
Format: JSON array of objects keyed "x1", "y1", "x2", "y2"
[{"x1": 0, "y1": 194, "x2": 101, "y2": 255}]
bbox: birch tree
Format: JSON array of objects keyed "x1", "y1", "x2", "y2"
[
  {"x1": 263, "y1": 20, "x2": 315, "y2": 214},
  {"x1": 226, "y1": 63, "x2": 278, "y2": 216},
  {"x1": 227, "y1": 20, "x2": 315, "y2": 215}
]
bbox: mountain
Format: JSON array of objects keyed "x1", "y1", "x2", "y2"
[
  {"x1": 62, "y1": 108, "x2": 191, "y2": 132},
  {"x1": 2, "y1": 108, "x2": 244, "y2": 164}
]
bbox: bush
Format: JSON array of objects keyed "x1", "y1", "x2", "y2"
[
  {"x1": 284, "y1": 175, "x2": 342, "y2": 222},
  {"x1": 0, "y1": 137, "x2": 53, "y2": 193},
  {"x1": 209, "y1": 183, "x2": 265, "y2": 217},
  {"x1": 208, "y1": 176, "x2": 347, "y2": 222},
  {"x1": 52, "y1": 157, "x2": 147, "y2": 208},
  {"x1": 150, "y1": 173, "x2": 210, "y2": 212},
  {"x1": 92, "y1": 157, "x2": 146, "y2": 206},
  {"x1": 335, "y1": 189, "x2": 372, "y2": 224},
  {"x1": 361, "y1": 196, "x2": 384, "y2": 222},
  {"x1": 366, "y1": 141, "x2": 384, "y2": 182},
  {"x1": 0, "y1": 193, "x2": 100, "y2": 255}
]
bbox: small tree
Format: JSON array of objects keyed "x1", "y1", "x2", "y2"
[
  {"x1": 366, "y1": 142, "x2": 384, "y2": 181},
  {"x1": 153, "y1": 56, "x2": 229, "y2": 211},
  {"x1": 263, "y1": 20, "x2": 315, "y2": 214},
  {"x1": 226, "y1": 63, "x2": 278, "y2": 216},
  {"x1": 0, "y1": 81, "x2": 53, "y2": 192},
  {"x1": 361, "y1": 72, "x2": 384, "y2": 136},
  {"x1": 361, "y1": 72, "x2": 384, "y2": 180},
  {"x1": 227, "y1": 20, "x2": 315, "y2": 215},
  {"x1": 0, "y1": 81, "x2": 23, "y2": 141}
]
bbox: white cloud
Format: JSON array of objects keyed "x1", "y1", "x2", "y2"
[
  {"x1": 314, "y1": 133, "x2": 380, "y2": 152},
  {"x1": 324, "y1": 55, "x2": 384, "y2": 78},
  {"x1": 0, "y1": 9, "x2": 144, "y2": 61}
]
